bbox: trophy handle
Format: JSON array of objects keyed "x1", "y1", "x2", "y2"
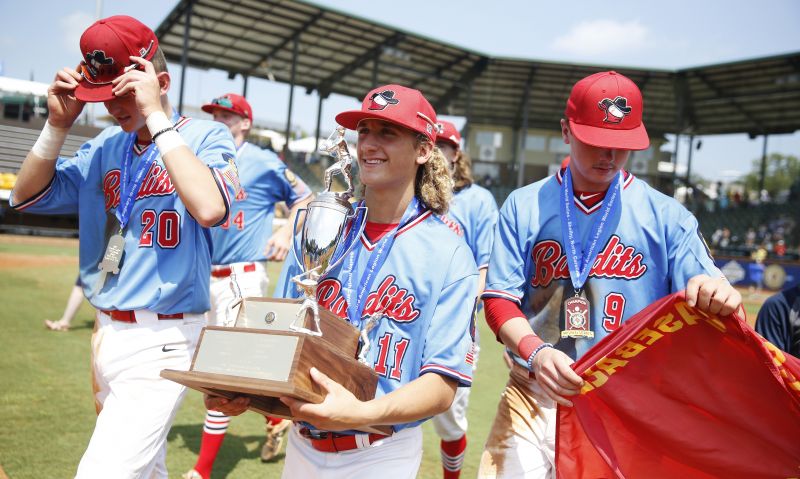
[
  {"x1": 326, "y1": 205, "x2": 368, "y2": 274},
  {"x1": 290, "y1": 207, "x2": 308, "y2": 273}
]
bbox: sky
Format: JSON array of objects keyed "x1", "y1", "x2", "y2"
[{"x1": 1, "y1": 0, "x2": 799, "y2": 181}]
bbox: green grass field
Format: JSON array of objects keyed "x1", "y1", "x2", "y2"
[
  {"x1": 0, "y1": 235, "x2": 768, "y2": 478},
  {"x1": 0, "y1": 236, "x2": 509, "y2": 478}
]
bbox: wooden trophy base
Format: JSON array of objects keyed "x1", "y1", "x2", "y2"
[{"x1": 161, "y1": 298, "x2": 389, "y2": 434}]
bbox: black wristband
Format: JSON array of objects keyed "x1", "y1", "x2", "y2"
[{"x1": 151, "y1": 126, "x2": 175, "y2": 142}]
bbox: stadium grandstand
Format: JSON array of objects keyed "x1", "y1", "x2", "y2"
[{"x1": 1, "y1": 0, "x2": 798, "y2": 289}]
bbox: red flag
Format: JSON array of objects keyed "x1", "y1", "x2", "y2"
[{"x1": 556, "y1": 291, "x2": 800, "y2": 479}]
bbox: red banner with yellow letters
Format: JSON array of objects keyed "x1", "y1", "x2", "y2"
[{"x1": 556, "y1": 291, "x2": 800, "y2": 479}]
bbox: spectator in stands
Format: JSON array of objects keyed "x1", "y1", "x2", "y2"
[
  {"x1": 711, "y1": 228, "x2": 724, "y2": 248},
  {"x1": 720, "y1": 228, "x2": 732, "y2": 249},
  {"x1": 732, "y1": 190, "x2": 742, "y2": 207},
  {"x1": 756, "y1": 284, "x2": 800, "y2": 357},
  {"x1": 745, "y1": 228, "x2": 757, "y2": 249},
  {"x1": 749, "y1": 245, "x2": 768, "y2": 293},
  {"x1": 716, "y1": 182, "x2": 728, "y2": 210},
  {"x1": 775, "y1": 240, "x2": 787, "y2": 257}
]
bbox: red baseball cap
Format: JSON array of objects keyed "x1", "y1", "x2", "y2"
[
  {"x1": 565, "y1": 71, "x2": 649, "y2": 151},
  {"x1": 335, "y1": 84, "x2": 439, "y2": 143},
  {"x1": 75, "y1": 15, "x2": 159, "y2": 103},
  {"x1": 201, "y1": 93, "x2": 253, "y2": 121},
  {"x1": 436, "y1": 120, "x2": 461, "y2": 149}
]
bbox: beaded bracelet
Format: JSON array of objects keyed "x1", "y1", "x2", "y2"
[
  {"x1": 151, "y1": 126, "x2": 175, "y2": 142},
  {"x1": 526, "y1": 342, "x2": 554, "y2": 372}
]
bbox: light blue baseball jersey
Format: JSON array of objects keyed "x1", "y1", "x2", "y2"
[
  {"x1": 439, "y1": 184, "x2": 498, "y2": 269},
  {"x1": 210, "y1": 142, "x2": 311, "y2": 265},
  {"x1": 483, "y1": 169, "x2": 721, "y2": 366},
  {"x1": 276, "y1": 208, "x2": 478, "y2": 432},
  {"x1": 11, "y1": 113, "x2": 237, "y2": 314}
]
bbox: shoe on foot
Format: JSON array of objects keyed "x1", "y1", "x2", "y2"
[
  {"x1": 182, "y1": 469, "x2": 203, "y2": 479},
  {"x1": 261, "y1": 419, "x2": 292, "y2": 462},
  {"x1": 45, "y1": 319, "x2": 70, "y2": 332}
]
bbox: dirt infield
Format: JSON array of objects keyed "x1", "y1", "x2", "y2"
[
  {"x1": 0, "y1": 234, "x2": 79, "y2": 269},
  {"x1": 0, "y1": 234, "x2": 78, "y2": 247},
  {"x1": 0, "y1": 252, "x2": 77, "y2": 269}
]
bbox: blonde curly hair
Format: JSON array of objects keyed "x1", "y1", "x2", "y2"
[
  {"x1": 415, "y1": 134, "x2": 453, "y2": 215},
  {"x1": 451, "y1": 149, "x2": 474, "y2": 193}
]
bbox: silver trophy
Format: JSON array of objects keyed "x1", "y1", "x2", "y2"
[
  {"x1": 288, "y1": 127, "x2": 366, "y2": 336},
  {"x1": 161, "y1": 128, "x2": 387, "y2": 431}
]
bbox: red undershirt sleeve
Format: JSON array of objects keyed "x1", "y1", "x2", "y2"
[{"x1": 484, "y1": 296, "x2": 525, "y2": 342}]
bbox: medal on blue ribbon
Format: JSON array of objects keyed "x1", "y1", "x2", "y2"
[
  {"x1": 559, "y1": 166, "x2": 622, "y2": 339},
  {"x1": 95, "y1": 134, "x2": 161, "y2": 295}
]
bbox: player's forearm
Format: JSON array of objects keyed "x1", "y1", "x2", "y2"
[
  {"x1": 161, "y1": 147, "x2": 226, "y2": 226},
  {"x1": 12, "y1": 121, "x2": 69, "y2": 204},
  {"x1": 12, "y1": 152, "x2": 58, "y2": 205},
  {"x1": 477, "y1": 268, "x2": 488, "y2": 297},
  {"x1": 498, "y1": 316, "x2": 541, "y2": 357},
  {"x1": 359, "y1": 373, "x2": 457, "y2": 427}
]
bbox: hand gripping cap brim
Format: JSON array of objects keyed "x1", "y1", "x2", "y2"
[{"x1": 74, "y1": 15, "x2": 159, "y2": 103}]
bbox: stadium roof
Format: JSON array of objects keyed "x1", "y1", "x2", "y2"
[{"x1": 155, "y1": 0, "x2": 800, "y2": 137}]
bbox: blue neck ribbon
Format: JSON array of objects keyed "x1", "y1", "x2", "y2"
[
  {"x1": 344, "y1": 196, "x2": 423, "y2": 328},
  {"x1": 115, "y1": 134, "x2": 161, "y2": 230},
  {"x1": 559, "y1": 167, "x2": 622, "y2": 293}
]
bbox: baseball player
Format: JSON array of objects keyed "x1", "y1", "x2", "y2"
[
  {"x1": 10, "y1": 16, "x2": 238, "y2": 478},
  {"x1": 756, "y1": 284, "x2": 800, "y2": 357},
  {"x1": 44, "y1": 275, "x2": 85, "y2": 331},
  {"x1": 478, "y1": 71, "x2": 742, "y2": 478},
  {"x1": 183, "y1": 94, "x2": 312, "y2": 479},
  {"x1": 433, "y1": 120, "x2": 498, "y2": 479},
  {"x1": 209, "y1": 84, "x2": 479, "y2": 479}
]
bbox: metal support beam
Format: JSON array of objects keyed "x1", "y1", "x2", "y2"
[
  {"x1": 694, "y1": 71, "x2": 764, "y2": 133},
  {"x1": 409, "y1": 51, "x2": 472, "y2": 89},
  {"x1": 318, "y1": 32, "x2": 405, "y2": 95},
  {"x1": 177, "y1": 0, "x2": 193, "y2": 115},
  {"x1": 314, "y1": 93, "x2": 324, "y2": 155},
  {"x1": 242, "y1": 74, "x2": 249, "y2": 98},
  {"x1": 758, "y1": 134, "x2": 769, "y2": 193},
  {"x1": 432, "y1": 57, "x2": 489, "y2": 112},
  {"x1": 371, "y1": 52, "x2": 380, "y2": 86},
  {"x1": 673, "y1": 71, "x2": 696, "y2": 132},
  {"x1": 672, "y1": 133, "x2": 680, "y2": 197},
  {"x1": 284, "y1": 37, "x2": 299, "y2": 159},
  {"x1": 462, "y1": 82, "x2": 473, "y2": 151},
  {"x1": 252, "y1": 11, "x2": 325, "y2": 73},
  {"x1": 686, "y1": 134, "x2": 695, "y2": 192},
  {"x1": 514, "y1": 67, "x2": 537, "y2": 126},
  {"x1": 516, "y1": 73, "x2": 533, "y2": 188}
]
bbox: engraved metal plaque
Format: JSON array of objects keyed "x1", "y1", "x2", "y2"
[{"x1": 193, "y1": 329, "x2": 298, "y2": 382}]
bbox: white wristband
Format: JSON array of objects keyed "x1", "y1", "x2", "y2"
[
  {"x1": 145, "y1": 111, "x2": 172, "y2": 136},
  {"x1": 31, "y1": 122, "x2": 69, "y2": 160},
  {"x1": 146, "y1": 111, "x2": 186, "y2": 156},
  {"x1": 154, "y1": 130, "x2": 186, "y2": 156}
]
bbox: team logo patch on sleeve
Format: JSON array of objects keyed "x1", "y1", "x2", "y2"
[
  {"x1": 284, "y1": 169, "x2": 298, "y2": 187},
  {"x1": 220, "y1": 153, "x2": 242, "y2": 197}
]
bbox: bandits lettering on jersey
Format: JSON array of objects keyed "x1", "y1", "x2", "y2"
[
  {"x1": 316, "y1": 275, "x2": 421, "y2": 323},
  {"x1": 530, "y1": 235, "x2": 648, "y2": 289},
  {"x1": 103, "y1": 164, "x2": 177, "y2": 210}
]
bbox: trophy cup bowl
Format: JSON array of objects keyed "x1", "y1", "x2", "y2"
[
  {"x1": 161, "y1": 128, "x2": 386, "y2": 433},
  {"x1": 301, "y1": 193, "x2": 353, "y2": 275}
]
